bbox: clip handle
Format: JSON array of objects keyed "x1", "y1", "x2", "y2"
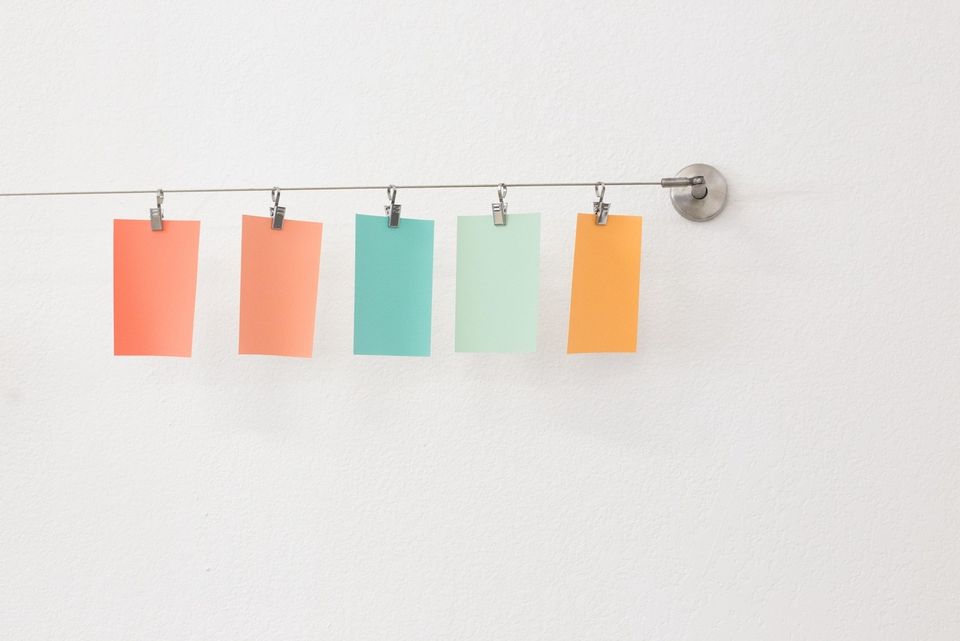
[
  {"x1": 270, "y1": 187, "x2": 285, "y2": 230},
  {"x1": 492, "y1": 183, "x2": 507, "y2": 225},
  {"x1": 386, "y1": 185, "x2": 401, "y2": 227},
  {"x1": 150, "y1": 189, "x2": 164, "y2": 231},
  {"x1": 593, "y1": 182, "x2": 610, "y2": 225}
]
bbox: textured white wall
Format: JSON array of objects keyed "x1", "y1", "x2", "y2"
[{"x1": 2, "y1": 1, "x2": 959, "y2": 639}]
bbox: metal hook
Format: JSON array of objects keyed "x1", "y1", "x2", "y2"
[
  {"x1": 386, "y1": 184, "x2": 401, "y2": 227},
  {"x1": 593, "y1": 181, "x2": 610, "y2": 225},
  {"x1": 150, "y1": 188, "x2": 164, "y2": 231},
  {"x1": 492, "y1": 182, "x2": 507, "y2": 225},
  {"x1": 270, "y1": 186, "x2": 285, "y2": 230}
]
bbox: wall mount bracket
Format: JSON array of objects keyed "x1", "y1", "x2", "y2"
[{"x1": 662, "y1": 163, "x2": 728, "y2": 222}]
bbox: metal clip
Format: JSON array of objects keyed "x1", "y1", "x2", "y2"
[
  {"x1": 270, "y1": 187, "x2": 285, "y2": 230},
  {"x1": 593, "y1": 182, "x2": 610, "y2": 225},
  {"x1": 492, "y1": 183, "x2": 507, "y2": 226},
  {"x1": 385, "y1": 185, "x2": 401, "y2": 228},
  {"x1": 150, "y1": 189, "x2": 164, "y2": 231}
]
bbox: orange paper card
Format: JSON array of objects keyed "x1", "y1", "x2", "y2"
[
  {"x1": 239, "y1": 215, "x2": 323, "y2": 357},
  {"x1": 114, "y1": 219, "x2": 201, "y2": 356},
  {"x1": 567, "y1": 213, "x2": 643, "y2": 353}
]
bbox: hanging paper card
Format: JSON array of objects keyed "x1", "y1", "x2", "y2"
[
  {"x1": 354, "y1": 214, "x2": 434, "y2": 356},
  {"x1": 455, "y1": 213, "x2": 540, "y2": 353},
  {"x1": 114, "y1": 219, "x2": 201, "y2": 356},
  {"x1": 238, "y1": 215, "x2": 323, "y2": 357},
  {"x1": 567, "y1": 213, "x2": 643, "y2": 353}
]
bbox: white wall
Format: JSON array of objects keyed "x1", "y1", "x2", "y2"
[{"x1": 2, "y1": 1, "x2": 959, "y2": 639}]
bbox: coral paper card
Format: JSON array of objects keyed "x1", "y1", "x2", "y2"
[
  {"x1": 114, "y1": 219, "x2": 201, "y2": 356},
  {"x1": 567, "y1": 213, "x2": 643, "y2": 353},
  {"x1": 239, "y1": 215, "x2": 323, "y2": 357},
  {"x1": 354, "y1": 214, "x2": 434, "y2": 356},
  {"x1": 455, "y1": 213, "x2": 540, "y2": 353}
]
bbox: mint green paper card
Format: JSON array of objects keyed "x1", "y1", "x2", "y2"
[
  {"x1": 354, "y1": 214, "x2": 435, "y2": 356},
  {"x1": 455, "y1": 213, "x2": 540, "y2": 353}
]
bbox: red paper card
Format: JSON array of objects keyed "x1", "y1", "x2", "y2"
[{"x1": 114, "y1": 219, "x2": 201, "y2": 356}]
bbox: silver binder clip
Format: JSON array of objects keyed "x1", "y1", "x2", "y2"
[
  {"x1": 270, "y1": 187, "x2": 285, "y2": 230},
  {"x1": 492, "y1": 183, "x2": 507, "y2": 226},
  {"x1": 385, "y1": 184, "x2": 401, "y2": 228},
  {"x1": 593, "y1": 182, "x2": 610, "y2": 225},
  {"x1": 150, "y1": 189, "x2": 164, "y2": 231}
]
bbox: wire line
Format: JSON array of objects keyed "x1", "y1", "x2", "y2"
[{"x1": 0, "y1": 180, "x2": 668, "y2": 198}]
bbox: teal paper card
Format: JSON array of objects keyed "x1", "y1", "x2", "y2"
[
  {"x1": 455, "y1": 213, "x2": 540, "y2": 353},
  {"x1": 354, "y1": 214, "x2": 435, "y2": 356}
]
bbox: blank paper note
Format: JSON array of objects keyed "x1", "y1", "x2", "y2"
[
  {"x1": 239, "y1": 215, "x2": 323, "y2": 357},
  {"x1": 354, "y1": 214, "x2": 435, "y2": 356},
  {"x1": 567, "y1": 213, "x2": 643, "y2": 353},
  {"x1": 114, "y1": 219, "x2": 201, "y2": 356},
  {"x1": 455, "y1": 213, "x2": 540, "y2": 353}
]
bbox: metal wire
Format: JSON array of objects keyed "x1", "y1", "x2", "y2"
[{"x1": 0, "y1": 181, "x2": 666, "y2": 198}]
